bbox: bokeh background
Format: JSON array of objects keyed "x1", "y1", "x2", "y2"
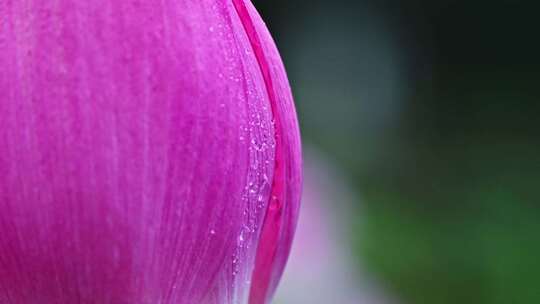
[{"x1": 253, "y1": 1, "x2": 540, "y2": 303}]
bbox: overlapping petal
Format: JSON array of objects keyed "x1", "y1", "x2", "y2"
[
  {"x1": 229, "y1": 1, "x2": 303, "y2": 303},
  {"x1": 0, "y1": 0, "x2": 301, "y2": 303}
]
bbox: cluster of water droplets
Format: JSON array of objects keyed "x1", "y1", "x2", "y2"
[{"x1": 232, "y1": 99, "x2": 276, "y2": 280}]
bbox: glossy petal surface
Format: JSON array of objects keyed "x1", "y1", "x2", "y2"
[
  {"x1": 0, "y1": 1, "x2": 301, "y2": 303},
  {"x1": 229, "y1": 1, "x2": 303, "y2": 303}
]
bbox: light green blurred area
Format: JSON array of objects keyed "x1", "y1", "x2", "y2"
[{"x1": 256, "y1": 0, "x2": 540, "y2": 303}]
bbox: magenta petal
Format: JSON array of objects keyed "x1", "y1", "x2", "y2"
[
  {"x1": 230, "y1": 1, "x2": 303, "y2": 304},
  {"x1": 0, "y1": 1, "x2": 301, "y2": 303}
]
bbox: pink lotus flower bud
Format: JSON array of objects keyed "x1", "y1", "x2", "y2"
[{"x1": 0, "y1": 1, "x2": 302, "y2": 303}]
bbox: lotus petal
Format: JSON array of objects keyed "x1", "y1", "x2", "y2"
[{"x1": 0, "y1": 1, "x2": 301, "y2": 303}]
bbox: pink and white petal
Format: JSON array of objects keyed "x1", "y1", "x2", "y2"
[
  {"x1": 230, "y1": 1, "x2": 303, "y2": 303},
  {"x1": 0, "y1": 0, "x2": 282, "y2": 303}
]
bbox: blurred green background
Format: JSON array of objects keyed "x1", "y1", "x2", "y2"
[{"x1": 255, "y1": 1, "x2": 540, "y2": 303}]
